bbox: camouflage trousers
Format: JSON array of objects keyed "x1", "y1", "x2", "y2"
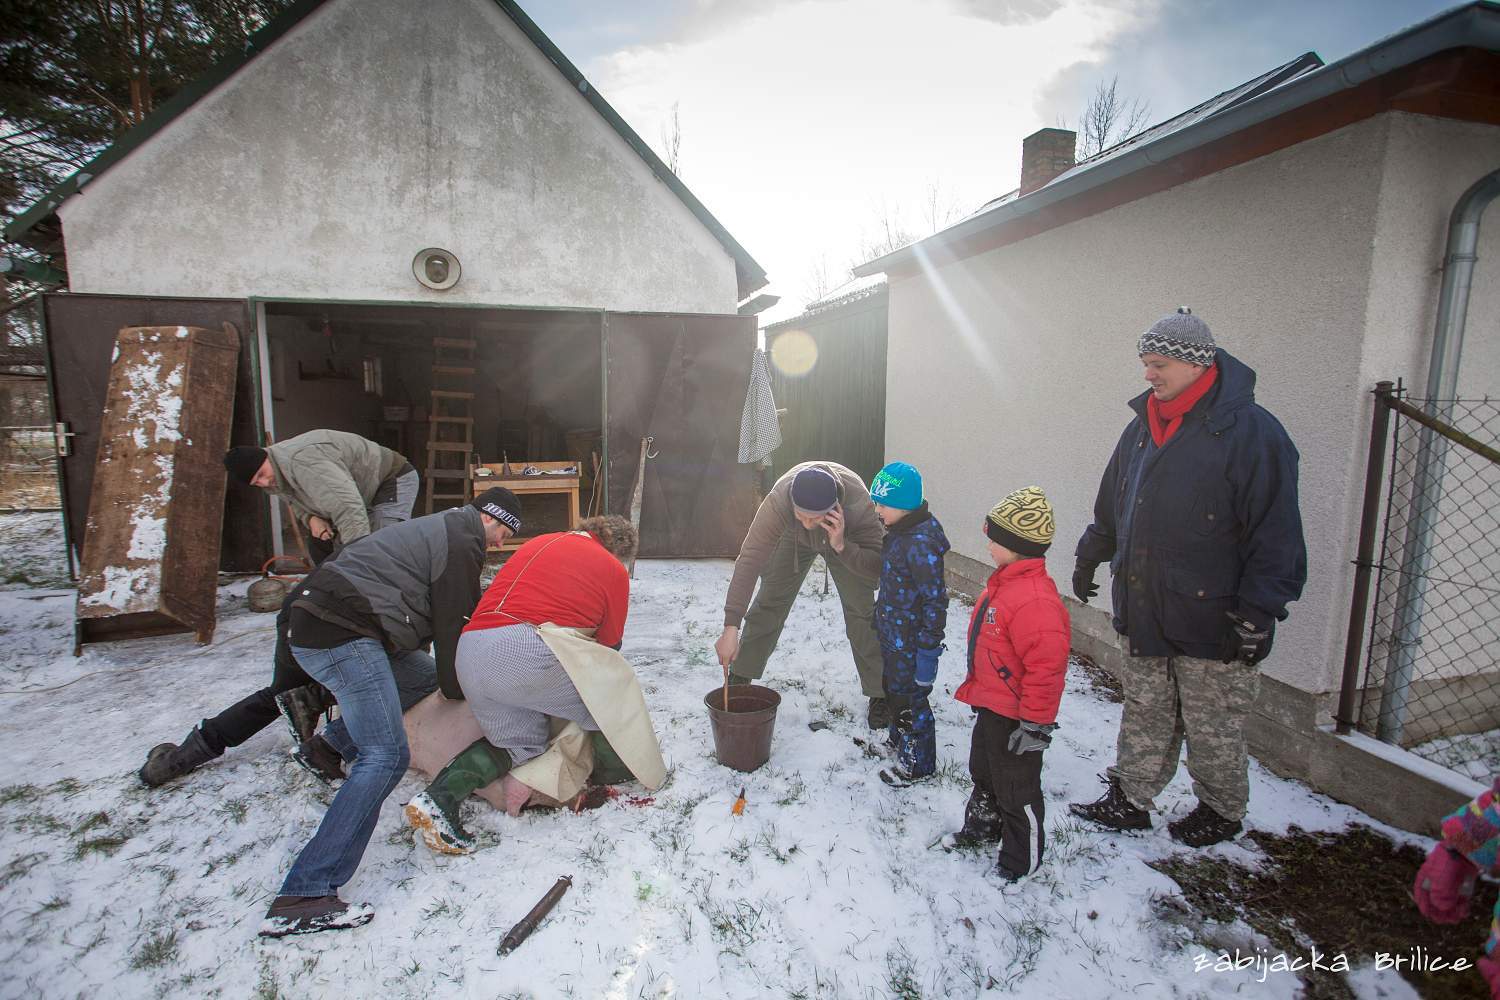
[{"x1": 1106, "y1": 655, "x2": 1260, "y2": 821}]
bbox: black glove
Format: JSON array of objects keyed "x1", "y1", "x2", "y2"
[
  {"x1": 1072, "y1": 560, "x2": 1100, "y2": 603},
  {"x1": 1222, "y1": 608, "x2": 1275, "y2": 665},
  {"x1": 1006, "y1": 721, "x2": 1057, "y2": 754}
]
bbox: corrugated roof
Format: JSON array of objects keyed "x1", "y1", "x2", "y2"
[
  {"x1": 765, "y1": 272, "x2": 887, "y2": 331},
  {"x1": 5, "y1": 0, "x2": 768, "y2": 299}
]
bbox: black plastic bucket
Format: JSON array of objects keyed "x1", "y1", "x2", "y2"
[{"x1": 703, "y1": 685, "x2": 781, "y2": 773}]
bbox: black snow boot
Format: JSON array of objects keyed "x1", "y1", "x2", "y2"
[
  {"x1": 1167, "y1": 801, "x2": 1243, "y2": 847},
  {"x1": 866, "y1": 697, "x2": 892, "y2": 730},
  {"x1": 139, "y1": 728, "x2": 217, "y2": 787},
  {"x1": 258, "y1": 895, "x2": 374, "y2": 938},
  {"x1": 291, "y1": 734, "x2": 346, "y2": 784},
  {"x1": 1068, "y1": 778, "x2": 1152, "y2": 832},
  {"x1": 943, "y1": 788, "x2": 1003, "y2": 851},
  {"x1": 276, "y1": 685, "x2": 329, "y2": 745}
]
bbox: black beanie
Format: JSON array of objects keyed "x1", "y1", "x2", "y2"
[
  {"x1": 223, "y1": 446, "x2": 268, "y2": 485},
  {"x1": 790, "y1": 467, "x2": 839, "y2": 515},
  {"x1": 472, "y1": 486, "x2": 523, "y2": 534}
]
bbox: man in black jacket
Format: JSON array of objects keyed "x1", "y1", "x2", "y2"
[
  {"x1": 259, "y1": 487, "x2": 522, "y2": 939},
  {"x1": 1069, "y1": 309, "x2": 1306, "y2": 848}
]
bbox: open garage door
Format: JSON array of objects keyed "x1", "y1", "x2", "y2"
[
  {"x1": 604, "y1": 312, "x2": 758, "y2": 558},
  {"x1": 42, "y1": 293, "x2": 265, "y2": 571}
]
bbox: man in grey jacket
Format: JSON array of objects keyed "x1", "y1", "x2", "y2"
[
  {"x1": 714, "y1": 462, "x2": 889, "y2": 727},
  {"x1": 224, "y1": 429, "x2": 419, "y2": 557},
  {"x1": 258, "y1": 487, "x2": 522, "y2": 939}
]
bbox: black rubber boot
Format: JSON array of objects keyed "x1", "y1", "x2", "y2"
[
  {"x1": 139, "y1": 728, "x2": 217, "y2": 787},
  {"x1": 405, "y1": 740, "x2": 512, "y2": 855},
  {"x1": 944, "y1": 787, "x2": 1003, "y2": 851},
  {"x1": 1068, "y1": 779, "x2": 1152, "y2": 832},
  {"x1": 1167, "y1": 801, "x2": 1242, "y2": 847},
  {"x1": 866, "y1": 697, "x2": 892, "y2": 730},
  {"x1": 291, "y1": 734, "x2": 346, "y2": 784},
  {"x1": 587, "y1": 730, "x2": 632, "y2": 786},
  {"x1": 275, "y1": 685, "x2": 328, "y2": 745}
]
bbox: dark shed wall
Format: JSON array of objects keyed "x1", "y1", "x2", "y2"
[
  {"x1": 766, "y1": 288, "x2": 888, "y2": 485},
  {"x1": 604, "y1": 312, "x2": 758, "y2": 557}
]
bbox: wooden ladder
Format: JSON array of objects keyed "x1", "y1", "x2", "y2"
[{"x1": 424, "y1": 337, "x2": 477, "y2": 513}]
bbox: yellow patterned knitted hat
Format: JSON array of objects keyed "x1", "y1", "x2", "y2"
[{"x1": 985, "y1": 486, "x2": 1054, "y2": 557}]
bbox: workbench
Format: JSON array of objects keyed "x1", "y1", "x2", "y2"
[{"x1": 473, "y1": 461, "x2": 581, "y2": 551}]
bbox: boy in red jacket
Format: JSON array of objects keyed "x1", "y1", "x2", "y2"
[{"x1": 947, "y1": 486, "x2": 1071, "y2": 881}]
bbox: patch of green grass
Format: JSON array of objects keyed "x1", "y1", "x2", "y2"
[
  {"x1": 884, "y1": 943, "x2": 922, "y2": 1000},
  {"x1": 50, "y1": 777, "x2": 83, "y2": 797},
  {"x1": 0, "y1": 851, "x2": 45, "y2": 890},
  {"x1": 14, "y1": 811, "x2": 67, "y2": 835},
  {"x1": 71, "y1": 811, "x2": 109, "y2": 835},
  {"x1": 254, "y1": 957, "x2": 281, "y2": 1000},
  {"x1": 1151, "y1": 824, "x2": 1496, "y2": 1000},
  {"x1": 728, "y1": 837, "x2": 752, "y2": 864},
  {"x1": 421, "y1": 897, "x2": 463, "y2": 921},
  {"x1": 74, "y1": 834, "x2": 129, "y2": 859},
  {"x1": 756, "y1": 829, "x2": 797, "y2": 864},
  {"x1": 775, "y1": 774, "x2": 807, "y2": 806},
  {"x1": 0, "y1": 784, "x2": 40, "y2": 806},
  {"x1": 130, "y1": 930, "x2": 179, "y2": 970},
  {"x1": 929, "y1": 758, "x2": 971, "y2": 790},
  {"x1": 217, "y1": 798, "x2": 250, "y2": 824}
]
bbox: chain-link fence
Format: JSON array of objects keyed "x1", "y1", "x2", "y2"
[
  {"x1": 0, "y1": 424, "x2": 59, "y2": 509},
  {"x1": 0, "y1": 294, "x2": 57, "y2": 509},
  {"x1": 1342, "y1": 384, "x2": 1500, "y2": 781}
]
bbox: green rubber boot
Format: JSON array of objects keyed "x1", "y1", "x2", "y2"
[
  {"x1": 405, "y1": 740, "x2": 512, "y2": 855},
  {"x1": 588, "y1": 730, "x2": 632, "y2": 786}
]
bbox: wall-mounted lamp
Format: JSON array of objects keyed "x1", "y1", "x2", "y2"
[{"x1": 413, "y1": 247, "x2": 461, "y2": 291}]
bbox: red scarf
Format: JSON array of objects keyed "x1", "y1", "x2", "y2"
[{"x1": 1146, "y1": 363, "x2": 1218, "y2": 446}]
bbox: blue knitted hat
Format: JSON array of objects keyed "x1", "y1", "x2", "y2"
[{"x1": 870, "y1": 461, "x2": 923, "y2": 511}]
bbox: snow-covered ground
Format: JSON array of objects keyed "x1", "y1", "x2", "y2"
[
  {"x1": 0, "y1": 520, "x2": 1438, "y2": 998},
  {"x1": 0, "y1": 510, "x2": 70, "y2": 591}
]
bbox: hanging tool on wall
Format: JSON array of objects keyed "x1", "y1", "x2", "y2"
[
  {"x1": 497, "y1": 875, "x2": 574, "y2": 956},
  {"x1": 625, "y1": 436, "x2": 657, "y2": 579}
]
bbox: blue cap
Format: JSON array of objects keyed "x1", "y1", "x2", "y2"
[{"x1": 870, "y1": 462, "x2": 922, "y2": 511}]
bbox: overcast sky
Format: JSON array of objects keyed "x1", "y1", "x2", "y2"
[{"x1": 526, "y1": 0, "x2": 1457, "y2": 321}]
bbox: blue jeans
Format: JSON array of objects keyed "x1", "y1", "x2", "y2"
[
  {"x1": 321, "y1": 649, "x2": 437, "y2": 761},
  {"x1": 281, "y1": 639, "x2": 411, "y2": 898}
]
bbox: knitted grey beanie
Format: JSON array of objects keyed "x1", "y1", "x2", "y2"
[{"x1": 1137, "y1": 307, "x2": 1216, "y2": 367}]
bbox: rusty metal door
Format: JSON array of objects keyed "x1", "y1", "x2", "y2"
[
  {"x1": 42, "y1": 293, "x2": 266, "y2": 571},
  {"x1": 603, "y1": 313, "x2": 758, "y2": 557}
]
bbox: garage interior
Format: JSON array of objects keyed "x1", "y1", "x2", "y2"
[{"x1": 261, "y1": 301, "x2": 605, "y2": 550}]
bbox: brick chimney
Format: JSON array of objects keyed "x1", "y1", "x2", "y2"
[{"x1": 1019, "y1": 127, "x2": 1076, "y2": 196}]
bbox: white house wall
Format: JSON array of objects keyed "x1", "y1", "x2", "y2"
[
  {"x1": 57, "y1": 0, "x2": 740, "y2": 313},
  {"x1": 884, "y1": 113, "x2": 1500, "y2": 700}
]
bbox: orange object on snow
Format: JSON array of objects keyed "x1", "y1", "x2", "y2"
[{"x1": 732, "y1": 787, "x2": 747, "y2": 816}]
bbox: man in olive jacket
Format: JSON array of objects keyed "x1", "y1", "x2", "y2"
[
  {"x1": 224, "y1": 429, "x2": 418, "y2": 557},
  {"x1": 714, "y1": 461, "x2": 889, "y2": 727},
  {"x1": 1069, "y1": 309, "x2": 1306, "y2": 848}
]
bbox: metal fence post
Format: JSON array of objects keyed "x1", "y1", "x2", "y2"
[{"x1": 1335, "y1": 381, "x2": 1395, "y2": 735}]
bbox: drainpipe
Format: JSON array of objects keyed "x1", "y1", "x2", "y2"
[{"x1": 1377, "y1": 167, "x2": 1500, "y2": 744}]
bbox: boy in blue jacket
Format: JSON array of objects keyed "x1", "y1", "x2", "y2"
[{"x1": 869, "y1": 461, "x2": 950, "y2": 787}]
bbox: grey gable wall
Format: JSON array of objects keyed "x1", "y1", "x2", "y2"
[{"x1": 57, "y1": 0, "x2": 740, "y2": 312}]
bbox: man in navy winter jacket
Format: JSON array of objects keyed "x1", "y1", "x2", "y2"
[{"x1": 1069, "y1": 308, "x2": 1306, "y2": 848}]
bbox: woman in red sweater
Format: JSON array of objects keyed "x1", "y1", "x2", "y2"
[{"x1": 405, "y1": 515, "x2": 635, "y2": 854}]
